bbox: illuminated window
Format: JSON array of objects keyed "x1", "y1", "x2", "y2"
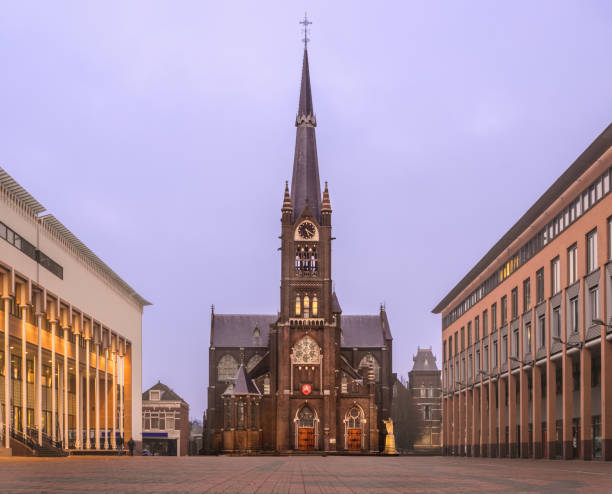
[
  {"x1": 293, "y1": 336, "x2": 320, "y2": 364},
  {"x1": 341, "y1": 375, "x2": 348, "y2": 393},
  {"x1": 303, "y1": 296, "x2": 310, "y2": 319},
  {"x1": 263, "y1": 376, "x2": 270, "y2": 395},
  {"x1": 295, "y1": 295, "x2": 301, "y2": 316},
  {"x1": 312, "y1": 296, "x2": 318, "y2": 316}
]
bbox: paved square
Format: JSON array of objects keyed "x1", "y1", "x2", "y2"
[{"x1": 1, "y1": 455, "x2": 612, "y2": 493}]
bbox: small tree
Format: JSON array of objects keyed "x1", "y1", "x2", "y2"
[{"x1": 391, "y1": 375, "x2": 423, "y2": 451}]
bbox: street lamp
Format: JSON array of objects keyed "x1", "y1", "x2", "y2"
[
  {"x1": 592, "y1": 318, "x2": 612, "y2": 330},
  {"x1": 509, "y1": 356, "x2": 533, "y2": 366},
  {"x1": 552, "y1": 336, "x2": 582, "y2": 350}
]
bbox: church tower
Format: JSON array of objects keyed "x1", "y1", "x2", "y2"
[
  {"x1": 206, "y1": 20, "x2": 392, "y2": 455},
  {"x1": 272, "y1": 42, "x2": 342, "y2": 452},
  {"x1": 279, "y1": 46, "x2": 333, "y2": 323}
]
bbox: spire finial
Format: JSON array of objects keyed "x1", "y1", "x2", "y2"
[{"x1": 300, "y1": 13, "x2": 312, "y2": 50}]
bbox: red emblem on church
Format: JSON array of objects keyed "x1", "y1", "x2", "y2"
[{"x1": 301, "y1": 384, "x2": 312, "y2": 395}]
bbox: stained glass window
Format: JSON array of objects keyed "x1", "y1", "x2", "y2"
[{"x1": 217, "y1": 354, "x2": 239, "y2": 381}]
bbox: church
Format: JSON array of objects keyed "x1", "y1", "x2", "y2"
[{"x1": 205, "y1": 42, "x2": 394, "y2": 454}]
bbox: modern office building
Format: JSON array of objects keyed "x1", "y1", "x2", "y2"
[
  {"x1": 205, "y1": 44, "x2": 394, "y2": 454},
  {"x1": 433, "y1": 124, "x2": 612, "y2": 460},
  {"x1": 0, "y1": 168, "x2": 149, "y2": 456},
  {"x1": 142, "y1": 381, "x2": 189, "y2": 456},
  {"x1": 409, "y1": 347, "x2": 442, "y2": 453}
]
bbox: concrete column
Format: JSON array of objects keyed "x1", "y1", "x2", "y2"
[
  {"x1": 58, "y1": 360, "x2": 63, "y2": 447},
  {"x1": 95, "y1": 344, "x2": 100, "y2": 450},
  {"x1": 498, "y1": 377, "x2": 507, "y2": 457},
  {"x1": 480, "y1": 383, "x2": 488, "y2": 457},
  {"x1": 85, "y1": 337, "x2": 90, "y2": 449},
  {"x1": 562, "y1": 351, "x2": 574, "y2": 459},
  {"x1": 3, "y1": 297, "x2": 11, "y2": 449},
  {"x1": 75, "y1": 332, "x2": 81, "y2": 449},
  {"x1": 546, "y1": 359, "x2": 556, "y2": 458},
  {"x1": 471, "y1": 387, "x2": 479, "y2": 456},
  {"x1": 451, "y1": 394, "x2": 457, "y2": 455},
  {"x1": 508, "y1": 373, "x2": 517, "y2": 457},
  {"x1": 63, "y1": 328, "x2": 69, "y2": 448},
  {"x1": 601, "y1": 250, "x2": 612, "y2": 459},
  {"x1": 112, "y1": 352, "x2": 117, "y2": 449},
  {"x1": 20, "y1": 306, "x2": 27, "y2": 435},
  {"x1": 119, "y1": 355, "x2": 124, "y2": 442},
  {"x1": 104, "y1": 349, "x2": 109, "y2": 449},
  {"x1": 442, "y1": 396, "x2": 448, "y2": 455},
  {"x1": 466, "y1": 389, "x2": 472, "y2": 456},
  {"x1": 602, "y1": 335, "x2": 612, "y2": 460},
  {"x1": 532, "y1": 364, "x2": 542, "y2": 458},
  {"x1": 519, "y1": 368, "x2": 529, "y2": 457},
  {"x1": 488, "y1": 380, "x2": 496, "y2": 457},
  {"x1": 460, "y1": 389, "x2": 465, "y2": 455},
  {"x1": 36, "y1": 313, "x2": 42, "y2": 445},
  {"x1": 50, "y1": 321, "x2": 57, "y2": 442},
  {"x1": 580, "y1": 347, "x2": 592, "y2": 460}
]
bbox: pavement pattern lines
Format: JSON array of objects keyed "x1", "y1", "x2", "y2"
[{"x1": 1, "y1": 455, "x2": 612, "y2": 493}]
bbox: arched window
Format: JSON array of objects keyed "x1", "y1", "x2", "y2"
[
  {"x1": 295, "y1": 295, "x2": 301, "y2": 316},
  {"x1": 303, "y1": 296, "x2": 310, "y2": 318},
  {"x1": 292, "y1": 335, "x2": 321, "y2": 364},
  {"x1": 346, "y1": 406, "x2": 362, "y2": 428},
  {"x1": 217, "y1": 354, "x2": 239, "y2": 381},
  {"x1": 246, "y1": 354, "x2": 262, "y2": 372},
  {"x1": 312, "y1": 296, "x2": 318, "y2": 316},
  {"x1": 298, "y1": 406, "x2": 315, "y2": 428},
  {"x1": 359, "y1": 354, "x2": 381, "y2": 382}
]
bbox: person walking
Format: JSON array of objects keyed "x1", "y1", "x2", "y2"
[
  {"x1": 127, "y1": 437, "x2": 135, "y2": 456},
  {"x1": 117, "y1": 435, "x2": 124, "y2": 456}
]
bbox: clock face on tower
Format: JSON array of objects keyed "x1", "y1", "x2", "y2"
[{"x1": 296, "y1": 221, "x2": 317, "y2": 240}]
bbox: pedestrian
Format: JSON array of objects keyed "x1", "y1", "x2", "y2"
[
  {"x1": 128, "y1": 437, "x2": 135, "y2": 456},
  {"x1": 117, "y1": 435, "x2": 124, "y2": 456}
]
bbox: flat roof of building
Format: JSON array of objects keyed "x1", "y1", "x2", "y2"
[
  {"x1": 432, "y1": 122, "x2": 612, "y2": 314},
  {"x1": 0, "y1": 166, "x2": 151, "y2": 307}
]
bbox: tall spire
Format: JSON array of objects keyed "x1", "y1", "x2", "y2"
[{"x1": 291, "y1": 21, "x2": 321, "y2": 222}]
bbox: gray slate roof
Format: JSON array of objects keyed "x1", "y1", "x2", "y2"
[
  {"x1": 341, "y1": 315, "x2": 385, "y2": 347},
  {"x1": 212, "y1": 314, "x2": 276, "y2": 347},
  {"x1": 212, "y1": 312, "x2": 391, "y2": 349},
  {"x1": 231, "y1": 364, "x2": 261, "y2": 395},
  {"x1": 411, "y1": 348, "x2": 439, "y2": 371},
  {"x1": 143, "y1": 381, "x2": 188, "y2": 404}
]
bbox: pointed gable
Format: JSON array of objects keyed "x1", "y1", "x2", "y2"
[{"x1": 231, "y1": 364, "x2": 261, "y2": 395}]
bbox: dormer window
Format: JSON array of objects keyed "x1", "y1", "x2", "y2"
[{"x1": 150, "y1": 390, "x2": 160, "y2": 401}]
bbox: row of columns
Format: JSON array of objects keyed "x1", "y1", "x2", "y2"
[
  {"x1": 1, "y1": 282, "x2": 126, "y2": 451},
  {"x1": 443, "y1": 315, "x2": 610, "y2": 460}
]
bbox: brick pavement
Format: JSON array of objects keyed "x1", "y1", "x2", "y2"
[{"x1": 1, "y1": 455, "x2": 612, "y2": 493}]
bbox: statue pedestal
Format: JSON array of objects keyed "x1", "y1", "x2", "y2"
[{"x1": 383, "y1": 434, "x2": 398, "y2": 455}]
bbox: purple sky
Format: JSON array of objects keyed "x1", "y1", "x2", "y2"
[{"x1": 2, "y1": 2, "x2": 611, "y2": 419}]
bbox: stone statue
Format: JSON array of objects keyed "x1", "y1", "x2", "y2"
[{"x1": 383, "y1": 418, "x2": 398, "y2": 455}]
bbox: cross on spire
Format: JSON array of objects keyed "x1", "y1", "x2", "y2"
[{"x1": 300, "y1": 13, "x2": 312, "y2": 49}]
